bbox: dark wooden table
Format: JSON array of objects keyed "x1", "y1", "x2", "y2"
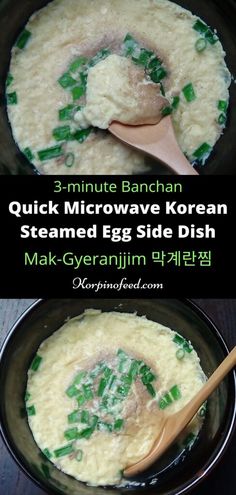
[{"x1": 0, "y1": 299, "x2": 235, "y2": 495}]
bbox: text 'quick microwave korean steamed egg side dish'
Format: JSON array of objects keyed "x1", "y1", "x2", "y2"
[
  {"x1": 6, "y1": 0, "x2": 231, "y2": 175},
  {"x1": 26, "y1": 310, "x2": 207, "y2": 487}
]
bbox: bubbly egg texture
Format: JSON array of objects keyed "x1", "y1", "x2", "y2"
[
  {"x1": 26, "y1": 310, "x2": 206, "y2": 486},
  {"x1": 7, "y1": 0, "x2": 230, "y2": 175}
]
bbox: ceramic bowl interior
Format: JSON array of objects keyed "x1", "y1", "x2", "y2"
[
  {"x1": 0, "y1": 298, "x2": 235, "y2": 495},
  {"x1": 0, "y1": 0, "x2": 236, "y2": 175}
]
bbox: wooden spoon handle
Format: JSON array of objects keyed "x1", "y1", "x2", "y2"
[{"x1": 177, "y1": 347, "x2": 236, "y2": 431}]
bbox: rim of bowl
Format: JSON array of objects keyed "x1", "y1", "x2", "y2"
[{"x1": 0, "y1": 298, "x2": 235, "y2": 495}]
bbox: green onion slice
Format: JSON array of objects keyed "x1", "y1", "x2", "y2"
[
  {"x1": 25, "y1": 391, "x2": 30, "y2": 402},
  {"x1": 114, "y1": 419, "x2": 124, "y2": 431},
  {"x1": 27, "y1": 405, "x2": 36, "y2": 416},
  {"x1": 176, "y1": 348, "x2": 185, "y2": 360},
  {"x1": 64, "y1": 427, "x2": 78, "y2": 441},
  {"x1": 77, "y1": 394, "x2": 86, "y2": 407},
  {"x1": 16, "y1": 29, "x2": 32, "y2": 49},
  {"x1": 193, "y1": 20, "x2": 208, "y2": 35},
  {"x1": 150, "y1": 66, "x2": 167, "y2": 83},
  {"x1": 72, "y1": 85, "x2": 86, "y2": 101},
  {"x1": 66, "y1": 385, "x2": 79, "y2": 398},
  {"x1": 195, "y1": 38, "x2": 207, "y2": 52},
  {"x1": 23, "y1": 147, "x2": 35, "y2": 161},
  {"x1": 58, "y1": 72, "x2": 77, "y2": 89},
  {"x1": 97, "y1": 378, "x2": 108, "y2": 397},
  {"x1": 193, "y1": 142, "x2": 212, "y2": 160},
  {"x1": 69, "y1": 57, "x2": 88, "y2": 73},
  {"x1": 82, "y1": 384, "x2": 94, "y2": 401},
  {"x1": 182, "y1": 83, "x2": 196, "y2": 102},
  {"x1": 218, "y1": 100, "x2": 228, "y2": 113},
  {"x1": 53, "y1": 125, "x2": 71, "y2": 142},
  {"x1": 59, "y1": 104, "x2": 79, "y2": 121},
  {"x1": 81, "y1": 410, "x2": 90, "y2": 424},
  {"x1": 123, "y1": 34, "x2": 139, "y2": 56},
  {"x1": 7, "y1": 92, "x2": 18, "y2": 105},
  {"x1": 54, "y1": 444, "x2": 74, "y2": 458},
  {"x1": 68, "y1": 410, "x2": 81, "y2": 424},
  {"x1": 76, "y1": 449, "x2": 83, "y2": 462},
  {"x1": 146, "y1": 383, "x2": 156, "y2": 397},
  {"x1": 205, "y1": 29, "x2": 218, "y2": 45},
  {"x1": 38, "y1": 145, "x2": 63, "y2": 162},
  {"x1": 162, "y1": 106, "x2": 173, "y2": 117},
  {"x1": 218, "y1": 113, "x2": 226, "y2": 126},
  {"x1": 170, "y1": 385, "x2": 181, "y2": 400},
  {"x1": 72, "y1": 127, "x2": 92, "y2": 143},
  {"x1": 30, "y1": 354, "x2": 42, "y2": 372},
  {"x1": 65, "y1": 153, "x2": 75, "y2": 168},
  {"x1": 77, "y1": 427, "x2": 94, "y2": 439},
  {"x1": 172, "y1": 96, "x2": 180, "y2": 110},
  {"x1": 6, "y1": 73, "x2": 14, "y2": 87},
  {"x1": 73, "y1": 371, "x2": 87, "y2": 386}
]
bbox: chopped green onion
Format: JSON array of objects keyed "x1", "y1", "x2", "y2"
[
  {"x1": 31, "y1": 354, "x2": 42, "y2": 372},
  {"x1": 59, "y1": 104, "x2": 77, "y2": 121},
  {"x1": 64, "y1": 427, "x2": 78, "y2": 441},
  {"x1": 73, "y1": 371, "x2": 87, "y2": 386},
  {"x1": 147, "y1": 56, "x2": 162, "y2": 71},
  {"x1": 114, "y1": 419, "x2": 124, "y2": 431},
  {"x1": 176, "y1": 348, "x2": 185, "y2": 360},
  {"x1": 123, "y1": 34, "x2": 139, "y2": 56},
  {"x1": 72, "y1": 127, "x2": 92, "y2": 143},
  {"x1": 193, "y1": 20, "x2": 208, "y2": 35},
  {"x1": 132, "y1": 48, "x2": 153, "y2": 67},
  {"x1": 16, "y1": 29, "x2": 32, "y2": 49},
  {"x1": 159, "y1": 394, "x2": 172, "y2": 410},
  {"x1": 38, "y1": 145, "x2": 63, "y2": 162},
  {"x1": 23, "y1": 147, "x2": 34, "y2": 161},
  {"x1": 218, "y1": 100, "x2": 228, "y2": 112},
  {"x1": 66, "y1": 385, "x2": 79, "y2": 398},
  {"x1": 182, "y1": 83, "x2": 196, "y2": 102},
  {"x1": 195, "y1": 38, "x2": 207, "y2": 52},
  {"x1": 150, "y1": 66, "x2": 167, "y2": 83},
  {"x1": 43, "y1": 449, "x2": 52, "y2": 460},
  {"x1": 65, "y1": 153, "x2": 75, "y2": 168},
  {"x1": 193, "y1": 142, "x2": 211, "y2": 160},
  {"x1": 7, "y1": 92, "x2": 18, "y2": 105},
  {"x1": 139, "y1": 364, "x2": 150, "y2": 375},
  {"x1": 69, "y1": 57, "x2": 88, "y2": 73},
  {"x1": 218, "y1": 113, "x2": 227, "y2": 126},
  {"x1": 162, "y1": 106, "x2": 173, "y2": 117},
  {"x1": 205, "y1": 29, "x2": 218, "y2": 45},
  {"x1": 173, "y1": 334, "x2": 185, "y2": 346},
  {"x1": 54, "y1": 444, "x2": 74, "y2": 458},
  {"x1": 27, "y1": 405, "x2": 36, "y2": 416},
  {"x1": 6, "y1": 73, "x2": 14, "y2": 87},
  {"x1": 141, "y1": 372, "x2": 156, "y2": 385},
  {"x1": 76, "y1": 449, "x2": 83, "y2": 462},
  {"x1": 90, "y1": 415, "x2": 99, "y2": 428},
  {"x1": 117, "y1": 385, "x2": 130, "y2": 397},
  {"x1": 97, "y1": 378, "x2": 107, "y2": 397},
  {"x1": 121, "y1": 374, "x2": 132, "y2": 386},
  {"x1": 81, "y1": 410, "x2": 90, "y2": 424},
  {"x1": 172, "y1": 96, "x2": 180, "y2": 110},
  {"x1": 77, "y1": 427, "x2": 94, "y2": 439},
  {"x1": 68, "y1": 410, "x2": 81, "y2": 424},
  {"x1": 128, "y1": 360, "x2": 140, "y2": 380},
  {"x1": 53, "y1": 125, "x2": 71, "y2": 142},
  {"x1": 72, "y1": 86, "x2": 86, "y2": 101},
  {"x1": 82, "y1": 384, "x2": 93, "y2": 401},
  {"x1": 173, "y1": 333, "x2": 193, "y2": 353},
  {"x1": 77, "y1": 394, "x2": 86, "y2": 407},
  {"x1": 170, "y1": 385, "x2": 181, "y2": 400},
  {"x1": 58, "y1": 72, "x2": 77, "y2": 89},
  {"x1": 145, "y1": 383, "x2": 156, "y2": 397},
  {"x1": 160, "y1": 83, "x2": 166, "y2": 96}
]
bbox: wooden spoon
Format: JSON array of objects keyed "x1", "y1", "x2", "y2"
[
  {"x1": 109, "y1": 116, "x2": 198, "y2": 175},
  {"x1": 124, "y1": 346, "x2": 236, "y2": 478}
]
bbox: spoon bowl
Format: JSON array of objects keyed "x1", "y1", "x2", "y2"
[{"x1": 109, "y1": 116, "x2": 199, "y2": 175}]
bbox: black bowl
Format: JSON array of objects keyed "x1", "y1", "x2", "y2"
[
  {"x1": 0, "y1": 299, "x2": 235, "y2": 495},
  {"x1": 0, "y1": 0, "x2": 236, "y2": 175}
]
